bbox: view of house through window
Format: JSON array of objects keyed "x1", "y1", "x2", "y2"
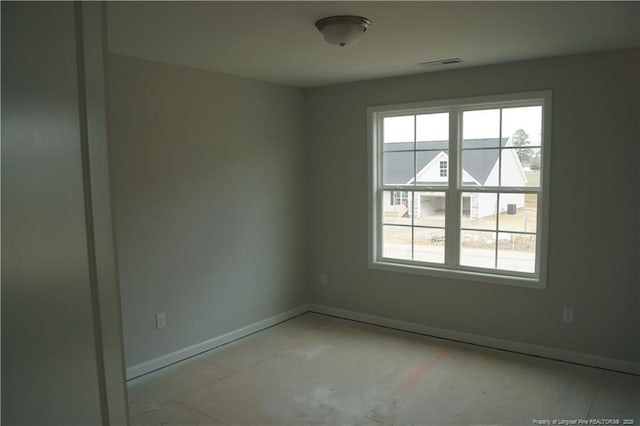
[{"x1": 371, "y1": 93, "x2": 549, "y2": 285}]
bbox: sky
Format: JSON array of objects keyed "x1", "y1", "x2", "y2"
[{"x1": 383, "y1": 106, "x2": 542, "y2": 145}]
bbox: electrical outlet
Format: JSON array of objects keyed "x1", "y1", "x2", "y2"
[
  {"x1": 156, "y1": 312, "x2": 167, "y2": 329},
  {"x1": 320, "y1": 273, "x2": 328, "y2": 286},
  {"x1": 562, "y1": 308, "x2": 574, "y2": 324}
]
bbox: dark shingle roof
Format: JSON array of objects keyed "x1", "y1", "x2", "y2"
[{"x1": 383, "y1": 138, "x2": 508, "y2": 185}]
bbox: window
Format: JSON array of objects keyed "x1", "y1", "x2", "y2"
[
  {"x1": 439, "y1": 161, "x2": 448, "y2": 177},
  {"x1": 368, "y1": 92, "x2": 551, "y2": 288},
  {"x1": 391, "y1": 190, "x2": 409, "y2": 206}
]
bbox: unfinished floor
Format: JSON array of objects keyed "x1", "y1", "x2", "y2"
[{"x1": 128, "y1": 312, "x2": 640, "y2": 426}]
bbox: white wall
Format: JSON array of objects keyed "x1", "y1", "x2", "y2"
[
  {"x1": 107, "y1": 55, "x2": 308, "y2": 368},
  {"x1": 306, "y1": 48, "x2": 640, "y2": 363}
]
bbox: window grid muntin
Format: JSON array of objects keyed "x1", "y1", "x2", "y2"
[{"x1": 411, "y1": 118, "x2": 416, "y2": 260}]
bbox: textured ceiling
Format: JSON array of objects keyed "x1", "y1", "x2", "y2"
[{"x1": 107, "y1": 1, "x2": 640, "y2": 88}]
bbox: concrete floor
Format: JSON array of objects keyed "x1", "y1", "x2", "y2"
[{"x1": 128, "y1": 313, "x2": 640, "y2": 426}]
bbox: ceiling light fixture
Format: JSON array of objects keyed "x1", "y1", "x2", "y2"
[{"x1": 315, "y1": 15, "x2": 371, "y2": 47}]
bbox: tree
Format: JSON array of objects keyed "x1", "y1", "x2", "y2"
[
  {"x1": 511, "y1": 129, "x2": 533, "y2": 164},
  {"x1": 530, "y1": 151, "x2": 541, "y2": 170}
]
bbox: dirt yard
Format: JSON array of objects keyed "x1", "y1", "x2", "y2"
[{"x1": 383, "y1": 198, "x2": 537, "y2": 253}]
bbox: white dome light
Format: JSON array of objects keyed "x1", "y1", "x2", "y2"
[{"x1": 315, "y1": 15, "x2": 371, "y2": 47}]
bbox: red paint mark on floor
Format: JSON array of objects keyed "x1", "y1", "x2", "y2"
[{"x1": 397, "y1": 347, "x2": 450, "y2": 391}]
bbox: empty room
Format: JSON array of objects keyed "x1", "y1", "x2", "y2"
[{"x1": 2, "y1": 1, "x2": 640, "y2": 425}]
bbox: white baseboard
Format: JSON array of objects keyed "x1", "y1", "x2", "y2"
[
  {"x1": 126, "y1": 304, "x2": 311, "y2": 380},
  {"x1": 126, "y1": 303, "x2": 639, "y2": 380},
  {"x1": 309, "y1": 304, "x2": 640, "y2": 376}
]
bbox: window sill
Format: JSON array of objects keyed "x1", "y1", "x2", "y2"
[{"x1": 370, "y1": 259, "x2": 546, "y2": 290}]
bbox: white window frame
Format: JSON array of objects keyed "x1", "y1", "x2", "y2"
[{"x1": 367, "y1": 91, "x2": 551, "y2": 289}]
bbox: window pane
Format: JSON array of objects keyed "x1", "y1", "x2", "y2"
[
  {"x1": 525, "y1": 149, "x2": 541, "y2": 185},
  {"x1": 461, "y1": 149, "x2": 499, "y2": 187},
  {"x1": 414, "y1": 227, "x2": 445, "y2": 264},
  {"x1": 461, "y1": 192, "x2": 497, "y2": 231},
  {"x1": 460, "y1": 230, "x2": 496, "y2": 269},
  {"x1": 382, "y1": 190, "x2": 413, "y2": 226},
  {"x1": 383, "y1": 151, "x2": 414, "y2": 185},
  {"x1": 497, "y1": 233, "x2": 536, "y2": 273},
  {"x1": 500, "y1": 148, "x2": 541, "y2": 188},
  {"x1": 416, "y1": 151, "x2": 449, "y2": 186},
  {"x1": 462, "y1": 109, "x2": 500, "y2": 148},
  {"x1": 498, "y1": 194, "x2": 537, "y2": 233},
  {"x1": 502, "y1": 106, "x2": 542, "y2": 147},
  {"x1": 414, "y1": 192, "x2": 446, "y2": 227},
  {"x1": 416, "y1": 113, "x2": 448, "y2": 142},
  {"x1": 383, "y1": 115, "x2": 414, "y2": 144},
  {"x1": 382, "y1": 225, "x2": 412, "y2": 260}
]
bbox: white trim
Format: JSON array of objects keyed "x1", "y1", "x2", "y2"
[
  {"x1": 367, "y1": 91, "x2": 551, "y2": 117},
  {"x1": 125, "y1": 304, "x2": 310, "y2": 380},
  {"x1": 367, "y1": 109, "x2": 377, "y2": 272},
  {"x1": 371, "y1": 259, "x2": 544, "y2": 289},
  {"x1": 309, "y1": 304, "x2": 640, "y2": 376},
  {"x1": 538, "y1": 91, "x2": 552, "y2": 290}
]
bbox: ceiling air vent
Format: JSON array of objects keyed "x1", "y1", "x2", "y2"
[{"x1": 419, "y1": 58, "x2": 464, "y2": 67}]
